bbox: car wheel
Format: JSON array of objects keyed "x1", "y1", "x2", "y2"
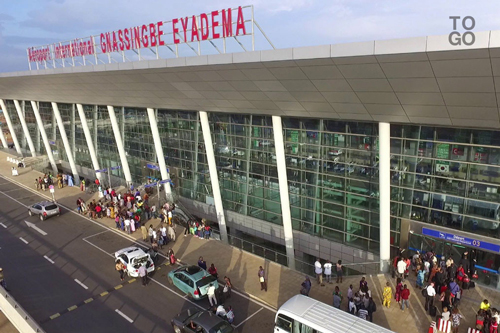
[
  {"x1": 172, "y1": 324, "x2": 182, "y2": 333},
  {"x1": 28, "y1": 210, "x2": 32, "y2": 216},
  {"x1": 39, "y1": 214, "x2": 44, "y2": 221},
  {"x1": 167, "y1": 276, "x2": 173, "y2": 285}
]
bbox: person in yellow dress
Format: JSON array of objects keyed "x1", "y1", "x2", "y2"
[{"x1": 383, "y1": 281, "x2": 393, "y2": 308}]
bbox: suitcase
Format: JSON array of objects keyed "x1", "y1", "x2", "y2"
[
  {"x1": 429, "y1": 305, "x2": 437, "y2": 317},
  {"x1": 462, "y1": 281, "x2": 469, "y2": 290},
  {"x1": 469, "y1": 281, "x2": 475, "y2": 289},
  {"x1": 437, "y1": 318, "x2": 452, "y2": 333}
]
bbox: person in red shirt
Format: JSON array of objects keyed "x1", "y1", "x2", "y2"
[
  {"x1": 400, "y1": 284, "x2": 410, "y2": 311},
  {"x1": 456, "y1": 264, "x2": 466, "y2": 287}
]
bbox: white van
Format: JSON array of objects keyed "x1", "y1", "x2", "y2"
[{"x1": 275, "y1": 295, "x2": 395, "y2": 333}]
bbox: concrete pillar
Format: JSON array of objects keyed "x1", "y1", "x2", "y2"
[
  {"x1": 379, "y1": 122, "x2": 391, "y2": 272},
  {"x1": 199, "y1": 111, "x2": 228, "y2": 243},
  {"x1": 14, "y1": 100, "x2": 36, "y2": 157},
  {"x1": 0, "y1": 99, "x2": 22, "y2": 155},
  {"x1": 52, "y1": 102, "x2": 79, "y2": 183},
  {"x1": 31, "y1": 101, "x2": 58, "y2": 175},
  {"x1": 147, "y1": 108, "x2": 172, "y2": 202},
  {"x1": 272, "y1": 116, "x2": 296, "y2": 270},
  {"x1": 76, "y1": 104, "x2": 102, "y2": 181},
  {"x1": 107, "y1": 105, "x2": 132, "y2": 185}
]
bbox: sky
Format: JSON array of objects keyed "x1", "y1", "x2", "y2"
[{"x1": 0, "y1": 0, "x2": 499, "y2": 73}]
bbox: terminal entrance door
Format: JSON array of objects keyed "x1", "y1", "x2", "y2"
[{"x1": 408, "y1": 232, "x2": 500, "y2": 290}]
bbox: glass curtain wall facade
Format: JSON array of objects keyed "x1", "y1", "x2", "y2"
[
  {"x1": 4, "y1": 100, "x2": 26, "y2": 152},
  {"x1": 38, "y1": 102, "x2": 58, "y2": 159},
  {"x1": 24, "y1": 102, "x2": 44, "y2": 155},
  {"x1": 95, "y1": 106, "x2": 122, "y2": 179},
  {"x1": 9, "y1": 98, "x2": 500, "y2": 259},
  {"x1": 157, "y1": 110, "x2": 204, "y2": 201},
  {"x1": 390, "y1": 125, "x2": 500, "y2": 239},
  {"x1": 121, "y1": 107, "x2": 157, "y2": 183},
  {"x1": 74, "y1": 105, "x2": 95, "y2": 170},
  {"x1": 210, "y1": 114, "x2": 282, "y2": 225}
]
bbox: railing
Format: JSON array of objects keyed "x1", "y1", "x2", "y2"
[
  {"x1": 209, "y1": 228, "x2": 387, "y2": 277},
  {"x1": 0, "y1": 288, "x2": 45, "y2": 333}
]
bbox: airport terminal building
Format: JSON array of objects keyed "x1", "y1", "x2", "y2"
[{"x1": 1, "y1": 9, "x2": 500, "y2": 287}]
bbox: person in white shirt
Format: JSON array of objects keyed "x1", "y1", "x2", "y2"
[
  {"x1": 215, "y1": 305, "x2": 227, "y2": 317},
  {"x1": 324, "y1": 260, "x2": 333, "y2": 284},
  {"x1": 124, "y1": 218, "x2": 130, "y2": 234},
  {"x1": 397, "y1": 258, "x2": 407, "y2": 281},
  {"x1": 314, "y1": 259, "x2": 324, "y2": 286},
  {"x1": 207, "y1": 283, "x2": 217, "y2": 306},
  {"x1": 425, "y1": 282, "x2": 436, "y2": 312}
]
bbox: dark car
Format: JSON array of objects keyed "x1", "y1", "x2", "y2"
[{"x1": 171, "y1": 308, "x2": 233, "y2": 333}]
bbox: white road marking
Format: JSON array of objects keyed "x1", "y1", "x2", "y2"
[
  {"x1": 24, "y1": 221, "x2": 47, "y2": 236},
  {"x1": 234, "y1": 307, "x2": 264, "y2": 329},
  {"x1": 82, "y1": 239, "x2": 115, "y2": 256},
  {"x1": 19, "y1": 237, "x2": 29, "y2": 244},
  {"x1": 0, "y1": 223, "x2": 7, "y2": 228},
  {"x1": 82, "y1": 230, "x2": 110, "y2": 240},
  {"x1": 0, "y1": 191, "x2": 28, "y2": 208},
  {"x1": 1, "y1": 188, "x2": 24, "y2": 193},
  {"x1": 44, "y1": 255, "x2": 55, "y2": 264},
  {"x1": 0, "y1": 175, "x2": 276, "y2": 315},
  {"x1": 115, "y1": 309, "x2": 134, "y2": 323},
  {"x1": 74, "y1": 279, "x2": 89, "y2": 290}
]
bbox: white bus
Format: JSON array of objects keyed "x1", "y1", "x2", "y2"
[{"x1": 274, "y1": 295, "x2": 395, "y2": 333}]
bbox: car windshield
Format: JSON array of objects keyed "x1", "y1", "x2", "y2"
[
  {"x1": 195, "y1": 275, "x2": 217, "y2": 288},
  {"x1": 210, "y1": 321, "x2": 233, "y2": 333},
  {"x1": 45, "y1": 205, "x2": 58, "y2": 210}
]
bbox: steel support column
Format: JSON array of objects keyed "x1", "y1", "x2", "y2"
[
  {"x1": 107, "y1": 106, "x2": 132, "y2": 185},
  {"x1": 199, "y1": 111, "x2": 228, "y2": 243},
  {"x1": 31, "y1": 101, "x2": 58, "y2": 175},
  {"x1": 14, "y1": 100, "x2": 36, "y2": 157},
  {"x1": 379, "y1": 122, "x2": 391, "y2": 272},
  {"x1": 147, "y1": 108, "x2": 172, "y2": 202},
  {"x1": 76, "y1": 104, "x2": 102, "y2": 181},
  {"x1": 272, "y1": 115, "x2": 295, "y2": 270},
  {"x1": 52, "y1": 102, "x2": 79, "y2": 183},
  {"x1": 0, "y1": 99, "x2": 22, "y2": 155}
]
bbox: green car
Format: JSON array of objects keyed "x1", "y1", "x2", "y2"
[{"x1": 168, "y1": 265, "x2": 218, "y2": 300}]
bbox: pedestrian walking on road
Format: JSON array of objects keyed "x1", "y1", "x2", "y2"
[
  {"x1": 115, "y1": 260, "x2": 125, "y2": 281},
  {"x1": 168, "y1": 249, "x2": 176, "y2": 265},
  {"x1": 138, "y1": 265, "x2": 147, "y2": 286},
  {"x1": 141, "y1": 224, "x2": 148, "y2": 241},
  {"x1": 300, "y1": 276, "x2": 311, "y2": 296},
  {"x1": 324, "y1": 260, "x2": 333, "y2": 284},
  {"x1": 208, "y1": 264, "x2": 218, "y2": 279},
  {"x1": 401, "y1": 284, "x2": 410, "y2": 311},
  {"x1": 336, "y1": 260, "x2": 343, "y2": 283},
  {"x1": 383, "y1": 282, "x2": 392, "y2": 308},
  {"x1": 168, "y1": 225, "x2": 176, "y2": 242},
  {"x1": 258, "y1": 266, "x2": 267, "y2": 292},
  {"x1": 314, "y1": 258, "x2": 324, "y2": 286},
  {"x1": 222, "y1": 276, "x2": 232, "y2": 302},
  {"x1": 207, "y1": 283, "x2": 217, "y2": 306},
  {"x1": 148, "y1": 225, "x2": 154, "y2": 243},
  {"x1": 198, "y1": 257, "x2": 207, "y2": 270}
]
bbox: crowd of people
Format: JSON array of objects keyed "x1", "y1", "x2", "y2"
[{"x1": 35, "y1": 173, "x2": 75, "y2": 190}]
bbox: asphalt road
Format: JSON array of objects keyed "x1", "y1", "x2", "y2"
[{"x1": 0, "y1": 178, "x2": 276, "y2": 333}]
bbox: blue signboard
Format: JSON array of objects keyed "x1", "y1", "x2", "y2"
[
  {"x1": 95, "y1": 168, "x2": 108, "y2": 173},
  {"x1": 159, "y1": 179, "x2": 170, "y2": 185},
  {"x1": 110, "y1": 166, "x2": 121, "y2": 171},
  {"x1": 146, "y1": 163, "x2": 160, "y2": 171},
  {"x1": 422, "y1": 228, "x2": 500, "y2": 253},
  {"x1": 144, "y1": 182, "x2": 157, "y2": 188},
  {"x1": 49, "y1": 141, "x2": 56, "y2": 145}
]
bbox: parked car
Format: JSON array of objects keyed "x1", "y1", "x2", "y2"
[
  {"x1": 171, "y1": 308, "x2": 233, "y2": 333},
  {"x1": 167, "y1": 265, "x2": 218, "y2": 299},
  {"x1": 114, "y1": 247, "x2": 155, "y2": 278},
  {"x1": 28, "y1": 201, "x2": 61, "y2": 221}
]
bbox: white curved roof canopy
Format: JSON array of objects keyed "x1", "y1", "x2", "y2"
[{"x1": 2, "y1": 31, "x2": 500, "y2": 128}]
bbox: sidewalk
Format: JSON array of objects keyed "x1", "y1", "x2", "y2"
[{"x1": 1, "y1": 150, "x2": 498, "y2": 333}]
